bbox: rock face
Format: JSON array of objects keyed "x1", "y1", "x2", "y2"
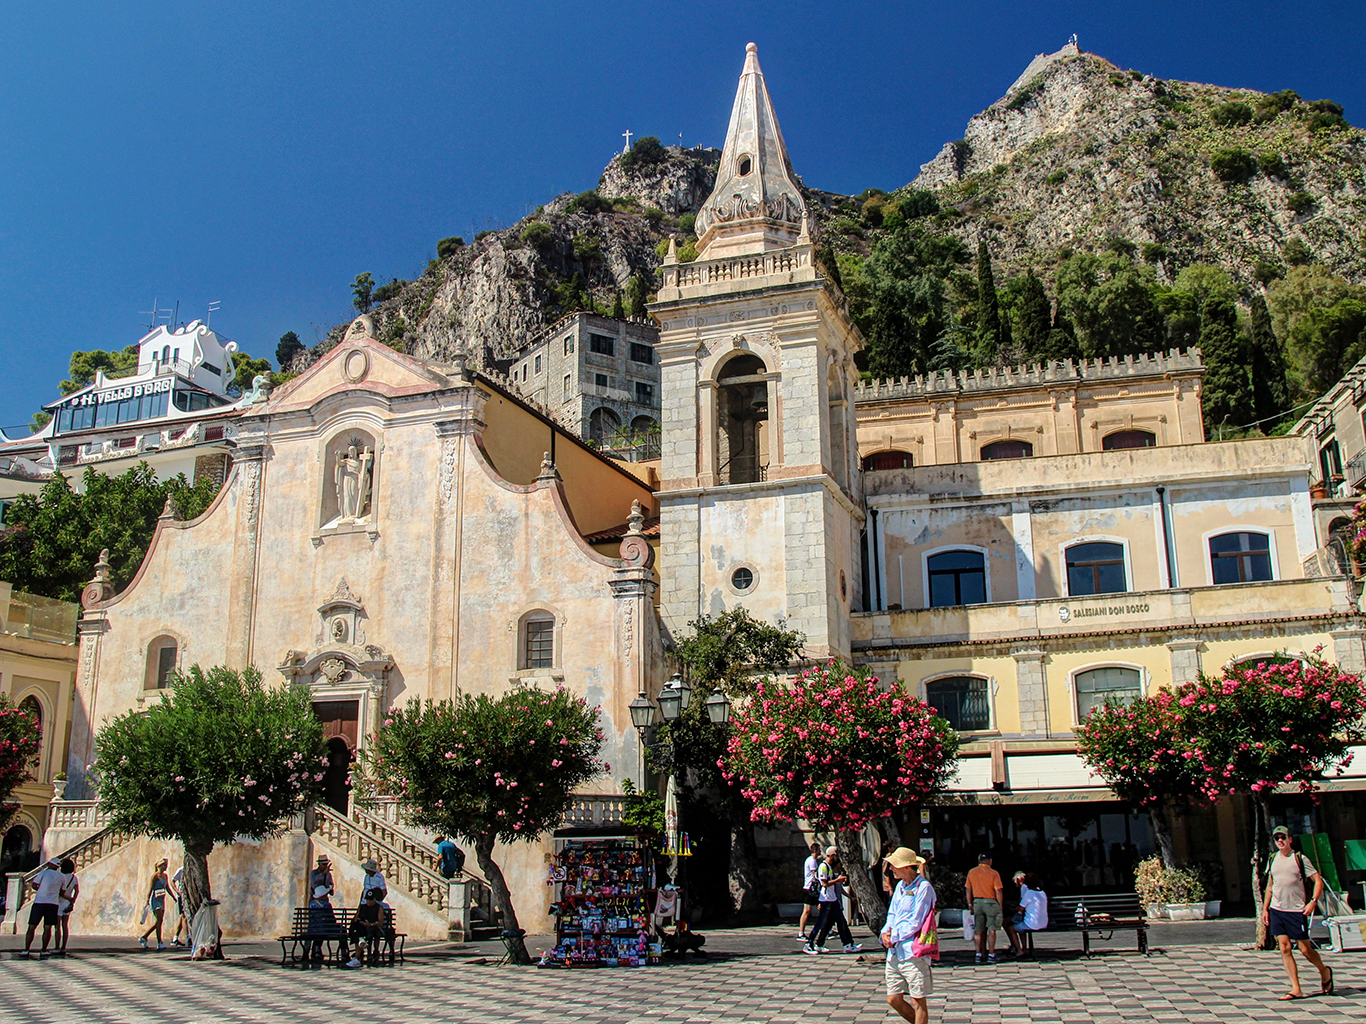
[
  {"x1": 598, "y1": 145, "x2": 720, "y2": 216},
  {"x1": 910, "y1": 45, "x2": 1366, "y2": 285}
]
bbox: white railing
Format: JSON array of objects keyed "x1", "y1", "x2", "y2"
[
  {"x1": 563, "y1": 794, "x2": 627, "y2": 827},
  {"x1": 47, "y1": 799, "x2": 111, "y2": 831},
  {"x1": 312, "y1": 804, "x2": 452, "y2": 913},
  {"x1": 660, "y1": 247, "x2": 811, "y2": 291}
]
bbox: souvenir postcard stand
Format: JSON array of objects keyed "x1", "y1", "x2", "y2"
[{"x1": 542, "y1": 836, "x2": 658, "y2": 967}]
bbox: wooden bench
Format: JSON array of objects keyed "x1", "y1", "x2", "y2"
[
  {"x1": 1049, "y1": 893, "x2": 1149, "y2": 956},
  {"x1": 280, "y1": 906, "x2": 353, "y2": 967}
]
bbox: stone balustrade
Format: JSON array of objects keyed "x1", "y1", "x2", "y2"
[{"x1": 563, "y1": 794, "x2": 627, "y2": 827}]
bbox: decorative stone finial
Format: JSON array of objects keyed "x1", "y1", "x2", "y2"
[
  {"x1": 80, "y1": 549, "x2": 114, "y2": 609},
  {"x1": 537, "y1": 451, "x2": 560, "y2": 482},
  {"x1": 626, "y1": 499, "x2": 645, "y2": 536},
  {"x1": 797, "y1": 212, "x2": 811, "y2": 243},
  {"x1": 663, "y1": 235, "x2": 679, "y2": 266},
  {"x1": 159, "y1": 495, "x2": 178, "y2": 520},
  {"x1": 746, "y1": 41, "x2": 757, "y2": 53}
]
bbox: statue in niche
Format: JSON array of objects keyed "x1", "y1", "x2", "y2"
[{"x1": 334, "y1": 443, "x2": 374, "y2": 521}]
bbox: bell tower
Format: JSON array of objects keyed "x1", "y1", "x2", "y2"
[{"x1": 650, "y1": 43, "x2": 864, "y2": 658}]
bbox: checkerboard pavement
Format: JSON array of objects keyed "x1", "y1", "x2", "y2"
[{"x1": 0, "y1": 931, "x2": 1360, "y2": 1023}]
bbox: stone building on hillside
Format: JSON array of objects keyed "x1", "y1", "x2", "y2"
[{"x1": 502, "y1": 311, "x2": 661, "y2": 462}]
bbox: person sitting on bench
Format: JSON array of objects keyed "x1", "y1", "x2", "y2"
[
  {"x1": 307, "y1": 885, "x2": 341, "y2": 962},
  {"x1": 1005, "y1": 872, "x2": 1048, "y2": 957},
  {"x1": 345, "y1": 888, "x2": 390, "y2": 967}
]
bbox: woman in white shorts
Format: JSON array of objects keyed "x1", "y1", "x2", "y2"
[{"x1": 881, "y1": 848, "x2": 938, "y2": 1024}]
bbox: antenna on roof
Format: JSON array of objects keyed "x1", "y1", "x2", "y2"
[
  {"x1": 207, "y1": 300, "x2": 221, "y2": 326},
  {"x1": 141, "y1": 298, "x2": 170, "y2": 333}
]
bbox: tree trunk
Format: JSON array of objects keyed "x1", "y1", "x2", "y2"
[
  {"x1": 474, "y1": 834, "x2": 530, "y2": 965},
  {"x1": 874, "y1": 813, "x2": 901, "y2": 853},
  {"x1": 727, "y1": 819, "x2": 762, "y2": 920},
  {"x1": 1251, "y1": 795, "x2": 1272, "y2": 950},
  {"x1": 181, "y1": 839, "x2": 223, "y2": 959},
  {"x1": 1149, "y1": 803, "x2": 1178, "y2": 870},
  {"x1": 837, "y1": 827, "x2": 888, "y2": 935}
]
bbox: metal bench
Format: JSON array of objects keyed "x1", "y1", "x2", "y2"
[{"x1": 1049, "y1": 893, "x2": 1149, "y2": 956}]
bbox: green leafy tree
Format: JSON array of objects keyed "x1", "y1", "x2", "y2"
[
  {"x1": 351, "y1": 272, "x2": 375, "y2": 312},
  {"x1": 721, "y1": 661, "x2": 959, "y2": 931},
  {"x1": 975, "y1": 239, "x2": 1003, "y2": 365},
  {"x1": 371, "y1": 278, "x2": 406, "y2": 305},
  {"x1": 28, "y1": 412, "x2": 52, "y2": 433},
  {"x1": 857, "y1": 225, "x2": 968, "y2": 378},
  {"x1": 0, "y1": 464, "x2": 221, "y2": 602},
  {"x1": 1055, "y1": 251, "x2": 1165, "y2": 358},
  {"x1": 1210, "y1": 101, "x2": 1253, "y2": 126},
  {"x1": 94, "y1": 665, "x2": 327, "y2": 929},
  {"x1": 363, "y1": 689, "x2": 606, "y2": 964},
  {"x1": 60, "y1": 346, "x2": 140, "y2": 395},
  {"x1": 618, "y1": 136, "x2": 668, "y2": 171},
  {"x1": 1210, "y1": 147, "x2": 1257, "y2": 184},
  {"x1": 1199, "y1": 295, "x2": 1251, "y2": 434},
  {"x1": 1008, "y1": 270, "x2": 1052, "y2": 361},
  {"x1": 611, "y1": 292, "x2": 625, "y2": 319},
  {"x1": 437, "y1": 236, "x2": 465, "y2": 259},
  {"x1": 1249, "y1": 294, "x2": 1290, "y2": 425},
  {"x1": 230, "y1": 351, "x2": 273, "y2": 394},
  {"x1": 275, "y1": 331, "x2": 304, "y2": 370},
  {"x1": 519, "y1": 221, "x2": 552, "y2": 248},
  {"x1": 657, "y1": 609, "x2": 804, "y2": 917},
  {"x1": 0, "y1": 695, "x2": 43, "y2": 834},
  {"x1": 1269, "y1": 267, "x2": 1366, "y2": 397},
  {"x1": 624, "y1": 275, "x2": 649, "y2": 319}
]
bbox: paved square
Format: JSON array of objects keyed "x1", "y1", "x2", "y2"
[{"x1": 1, "y1": 933, "x2": 1360, "y2": 1023}]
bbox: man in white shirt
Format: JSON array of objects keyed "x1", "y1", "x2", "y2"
[
  {"x1": 21, "y1": 857, "x2": 65, "y2": 957},
  {"x1": 797, "y1": 841, "x2": 822, "y2": 940},
  {"x1": 1261, "y1": 826, "x2": 1332, "y2": 1000},
  {"x1": 805, "y1": 847, "x2": 862, "y2": 954},
  {"x1": 881, "y1": 848, "x2": 937, "y2": 1024}
]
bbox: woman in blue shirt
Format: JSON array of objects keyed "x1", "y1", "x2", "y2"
[{"x1": 880, "y1": 848, "x2": 937, "y2": 1024}]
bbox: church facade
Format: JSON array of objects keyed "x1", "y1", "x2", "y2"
[{"x1": 36, "y1": 43, "x2": 1366, "y2": 935}]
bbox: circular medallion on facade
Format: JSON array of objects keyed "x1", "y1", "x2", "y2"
[
  {"x1": 1058, "y1": 606, "x2": 1071, "y2": 622},
  {"x1": 342, "y1": 348, "x2": 371, "y2": 383}
]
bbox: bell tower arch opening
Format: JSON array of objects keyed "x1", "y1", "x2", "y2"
[{"x1": 715, "y1": 353, "x2": 770, "y2": 484}]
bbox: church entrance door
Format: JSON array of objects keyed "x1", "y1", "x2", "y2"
[{"x1": 312, "y1": 701, "x2": 358, "y2": 815}]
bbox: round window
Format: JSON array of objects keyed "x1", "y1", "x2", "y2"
[{"x1": 731, "y1": 567, "x2": 754, "y2": 592}]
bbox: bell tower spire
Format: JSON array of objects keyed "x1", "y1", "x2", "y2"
[{"x1": 694, "y1": 42, "x2": 812, "y2": 259}]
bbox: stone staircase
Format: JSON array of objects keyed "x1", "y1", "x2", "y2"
[{"x1": 9, "y1": 799, "x2": 499, "y2": 942}]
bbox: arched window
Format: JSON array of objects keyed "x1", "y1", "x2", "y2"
[
  {"x1": 1102, "y1": 430, "x2": 1156, "y2": 450},
  {"x1": 1066, "y1": 542, "x2": 1127, "y2": 596},
  {"x1": 588, "y1": 407, "x2": 621, "y2": 444},
  {"x1": 1209, "y1": 531, "x2": 1273, "y2": 584},
  {"x1": 862, "y1": 450, "x2": 914, "y2": 471},
  {"x1": 925, "y1": 676, "x2": 991, "y2": 731},
  {"x1": 981, "y1": 439, "x2": 1033, "y2": 460},
  {"x1": 927, "y1": 550, "x2": 987, "y2": 607},
  {"x1": 146, "y1": 636, "x2": 179, "y2": 690},
  {"x1": 521, "y1": 612, "x2": 556, "y2": 670},
  {"x1": 1075, "y1": 667, "x2": 1142, "y2": 719},
  {"x1": 716, "y1": 354, "x2": 769, "y2": 484},
  {"x1": 1, "y1": 824, "x2": 34, "y2": 872},
  {"x1": 18, "y1": 697, "x2": 42, "y2": 771}
]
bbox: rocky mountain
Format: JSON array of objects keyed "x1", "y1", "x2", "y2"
[
  {"x1": 299, "y1": 44, "x2": 1364, "y2": 370},
  {"x1": 908, "y1": 42, "x2": 1365, "y2": 286}
]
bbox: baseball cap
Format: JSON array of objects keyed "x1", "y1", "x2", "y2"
[
  {"x1": 1271, "y1": 825, "x2": 1292, "y2": 838},
  {"x1": 825, "y1": 846, "x2": 838, "y2": 858},
  {"x1": 884, "y1": 847, "x2": 926, "y2": 870}
]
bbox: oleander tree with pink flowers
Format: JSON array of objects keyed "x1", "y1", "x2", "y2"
[
  {"x1": 0, "y1": 693, "x2": 42, "y2": 835},
  {"x1": 363, "y1": 688, "x2": 605, "y2": 964},
  {"x1": 1078, "y1": 654, "x2": 1366, "y2": 942},
  {"x1": 720, "y1": 661, "x2": 959, "y2": 931},
  {"x1": 94, "y1": 665, "x2": 327, "y2": 931}
]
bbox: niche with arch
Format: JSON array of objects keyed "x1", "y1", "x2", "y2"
[
  {"x1": 320, "y1": 428, "x2": 378, "y2": 528},
  {"x1": 716, "y1": 354, "x2": 770, "y2": 484},
  {"x1": 145, "y1": 635, "x2": 180, "y2": 690}
]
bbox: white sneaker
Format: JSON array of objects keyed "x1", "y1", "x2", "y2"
[
  {"x1": 795, "y1": 930, "x2": 808, "y2": 939},
  {"x1": 804, "y1": 944, "x2": 829, "y2": 954},
  {"x1": 346, "y1": 957, "x2": 362, "y2": 968},
  {"x1": 139, "y1": 937, "x2": 148, "y2": 949},
  {"x1": 844, "y1": 943, "x2": 863, "y2": 953}
]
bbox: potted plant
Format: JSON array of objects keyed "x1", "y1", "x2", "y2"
[
  {"x1": 52, "y1": 771, "x2": 68, "y2": 801},
  {"x1": 1134, "y1": 856, "x2": 1208, "y2": 920},
  {"x1": 1134, "y1": 856, "x2": 1169, "y2": 919}
]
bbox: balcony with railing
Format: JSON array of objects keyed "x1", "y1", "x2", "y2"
[{"x1": 0, "y1": 583, "x2": 79, "y2": 644}]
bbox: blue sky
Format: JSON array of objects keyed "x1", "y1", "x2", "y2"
[{"x1": 2, "y1": 1, "x2": 1362, "y2": 430}]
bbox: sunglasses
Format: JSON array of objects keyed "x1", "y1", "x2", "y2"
[{"x1": 1274, "y1": 834, "x2": 1292, "y2": 841}]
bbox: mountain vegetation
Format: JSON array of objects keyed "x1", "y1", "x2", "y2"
[{"x1": 286, "y1": 48, "x2": 1362, "y2": 437}]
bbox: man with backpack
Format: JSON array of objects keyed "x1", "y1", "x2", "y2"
[{"x1": 1262, "y1": 826, "x2": 1333, "y2": 1000}]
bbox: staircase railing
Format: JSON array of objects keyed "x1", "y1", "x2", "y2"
[
  {"x1": 14, "y1": 825, "x2": 133, "y2": 919},
  {"x1": 313, "y1": 804, "x2": 464, "y2": 914},
  {"x1": 339, "y1": 801, "x2": 496, "y2": 930}
]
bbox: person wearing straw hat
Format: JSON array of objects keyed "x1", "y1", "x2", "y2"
[
  {"x1": 1262, "y1": 825, "x2": 1333, "y2": 1000},
  {"x1": 360, "y1": 858, "x2": 387, "y2": 906},
  {"x1": 881, "y1": 847, "x2": 937, "y2": 1024},
  {"x1": 309, "y1": 855, "x2": 335, "y2": 902}
]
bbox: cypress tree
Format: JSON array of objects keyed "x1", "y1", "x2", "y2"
[
  {"x1": 1199, "y1": 295, "x2": 1251, "y2": 435},
  {"x1": 975, "y1": 238, "x2": 1002, "y2": 364},
  {"x1": 1015, "y1": 270, "x2": 1052, "y2": 359},
  {"x1": 611, "y1": 292, "x2": 625, "y2": 319},
  {"x1": 1248, "y1": 293, "x2": 1290, "y2": 426}
]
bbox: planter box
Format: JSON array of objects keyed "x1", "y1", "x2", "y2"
[
  {"x1": 1166, "y1": 902, "x2": 1207, "y2": 921},
  {"x1": 776, "y1": 902, "x2": 804, "y2": 920},
  {"x1": 1146, "y1": 903, "x2": 1167, "y2": 920},
  {"x1": 1204, "y1": 900, "x2": 1221, "y2": 919}
]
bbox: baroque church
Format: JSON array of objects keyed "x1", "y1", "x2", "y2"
[{"x1": 37, "y1": 43, "x2": 1366, "y2": 939}]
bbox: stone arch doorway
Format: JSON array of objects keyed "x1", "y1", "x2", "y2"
[
  {"x1": 313, "y1": 700, "x2": 358, "y2": 815},
  {"x1": 2, "y1": 824, "x2": 35, "y2": 872}
]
